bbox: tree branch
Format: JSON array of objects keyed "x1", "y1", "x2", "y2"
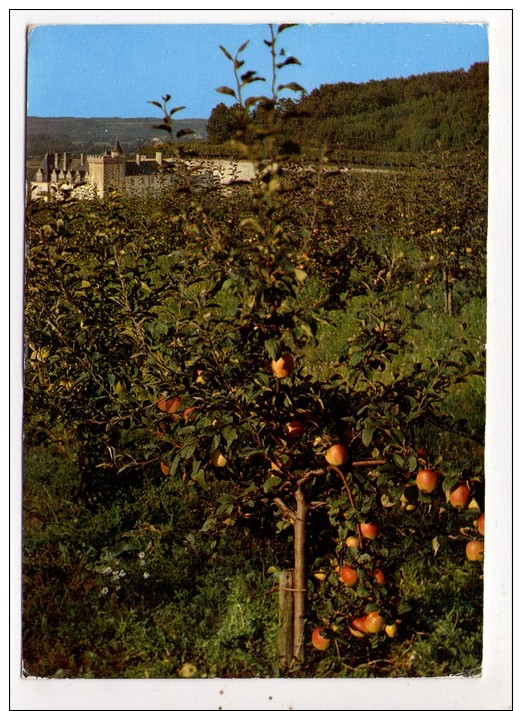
[{"x1": 274, "y1": 497, "x2": 297, "y2": 522}]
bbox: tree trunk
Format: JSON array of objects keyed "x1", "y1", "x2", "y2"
[
  {"x1": 292, "y1": 486, "x2": 308, "y2": 663},
  {"x1": 277, "y1": 569, "x2": 294, "y2": 670}
]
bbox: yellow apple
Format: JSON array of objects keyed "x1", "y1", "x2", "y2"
[
  {"x1": 466, "y1": 540, "x2": 484, "y2": 561},
  {"x1": 325, "y1": 444, "x2": 350, "y2": 467},
  {"x1": 210, "y1": 449, "x2": 227, "y2": 468},
  {"x1": 271, "y1": 353, "x2": 294, "y2": 379},
  {"x1": 365, "y1": 611, "x2": 385, "y2": 634},
  {"x1": 385, "y1": 623, "x2": 398, "y2": 638},
  {"x1": 345, "y1": 536, "x2": 361, "y2": 550}
]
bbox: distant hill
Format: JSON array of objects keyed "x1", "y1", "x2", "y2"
[{"x1": 26, "y1": 116, "x2": 208, "y2": 158}]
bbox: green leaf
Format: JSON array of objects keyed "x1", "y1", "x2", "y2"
[
  {"x1": 350, "y1": 351, "x2": 364, "y2": 367},
  {"x1": 265, "y1": 338, "x2": 282, "y2": 362},
  {"x1": 294, "y1": 268, "x2": 307, "y2": 284},
  {"x1": 180, "y1": 440, "x2": 198, "y2": 460},
  {"x1": 263, "y1": 475, "x2": 282, "y2": 492},
  {"x1": 392, "y1": 452, "x2": 405, "y2": 469},
  {"x1": 404, "y1": 452, "x2": 418, "y2": 473},
  {"x1": 362, "y1": 427, "x2": 375, "y2": 447},
  {"x1": 222, "y1": 425, "x2": 238, "y2": 448}
]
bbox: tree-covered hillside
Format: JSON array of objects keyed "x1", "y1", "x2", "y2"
[{"x1": 208, "y1": 62, "x2": 488, "y2": 153}]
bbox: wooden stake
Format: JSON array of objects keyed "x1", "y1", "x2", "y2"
[
  {"x1": 277, "y1": 569, "x2": 294, "y2": 670},
  {"x1": 292, "y1": 486, "x2": 308, "y2": 663}
]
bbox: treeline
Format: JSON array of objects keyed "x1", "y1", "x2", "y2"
[
  {"x1": 25, "y1": 117, "x2": 208, "y2": 159},
  {"x1": 207, "y1": 62, "x2": 488, "y2": 154}
]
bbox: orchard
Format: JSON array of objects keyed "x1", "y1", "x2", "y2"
[{"x1": 22, "y1": 25, "x2": 486, "y2": 678}]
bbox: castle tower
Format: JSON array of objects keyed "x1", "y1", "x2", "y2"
[{"x1": 87, "y1": 138, "x2": 126, "y2": 198}]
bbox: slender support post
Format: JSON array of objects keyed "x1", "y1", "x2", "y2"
[
  {"x1": 277, "y1": 569, "x2": 294, "y2": 670},
  {"x1": 292, "y1": 485, "x2": 308, "y2": 662}
]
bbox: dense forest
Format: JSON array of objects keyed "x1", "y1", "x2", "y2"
[
  {"x1": 26, "y1": 62, "x2": 488, "y2": 163},
  {"x1": 207, "y1": 62, "x2": 488, "y2": 153}
]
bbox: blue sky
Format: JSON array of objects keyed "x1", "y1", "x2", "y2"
[{"x1": 26, "y1": 21, "x2": 489, "y2": 119}]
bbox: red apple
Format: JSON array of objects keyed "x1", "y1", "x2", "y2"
[
  {"x1": 477, "y1": 513, "x2": 485, "y2": 536},
  {"x1": 157, "y1": 394, "x2": 182, "y2": 414},
  {"x1": 183, "y1": 406, "x2": 197, "y2": 422},
  {"x1": 360, "y1": 522, "x2": 379, "y2": 540},
  {"x1": 466, "y1": 540, "x2": 484, "y2": 561},
  {"x1": 160, "y1": 461, "x2": 170, "y2": 476},
  {"x1": 370, "y1": 569, "x2": 386, "y2": 585},
  {"x1": 271, "y1": 353, "x2": 294, "y2": 379},
  {"x1": 449, "y1": 482, "x2": 470, "y2": 508},
  {"x1": 339, "y1": 565, "x2": 359, "y2": 587},
  {"x1": 285, "y1": 420, "x2": 304, "y2": 439},
  {"x1": 311, "y1": 626, "x2": 330, "y2": 651},
  {"x1": 417, "y1": 446, "x2": 429, "y2": 461},
  {"x1": 416, "y1": 468, "x2": 439, "y2": 493},
  {"x1": 350, "y1": 616, "x2": 369, "y2": 636},
  {"x1": 325, "y1": 444, "x2": 350, "y2": 467}
]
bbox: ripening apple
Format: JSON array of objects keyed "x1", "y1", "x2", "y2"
[
  {"x1": 417, "y1": 446, "x2": 429, "y2": 461},
  {"x1": 178, "y1": 662, "x2": 198, "y2": 678},
  {"x1": 339, "y1": 565, "x2": 359, "y2": 587},
  {"x1": 364, "y1": 611, "x2": 385, "y2": 634},
  {"x1": 210, "y1": 449, "x2": 227, "y2": 468},
  {"x1": 477, "y1": 512, "x2": 485, "y2": 536},
  {"x1": 360, "y1": 522, "x2": 379, "y2": 540},
  {"x1": 311, "y1": 626, "x2": 331, "y2": 651},
  {"x1": 416, "y1": 468, "x2": 439, "y2": 493},
  {"x1": 271, "y1": 353, "x2": 294, "y2": 379},
  {"x1": 345, "y1": 536, "x2": 361, "y2": 550},
  {"x1": 157, "y1": 394, "x2": 182, "y2": 414},
  {"x1": 350, "y1": 616, "x2": 369, "y2": 637},
  {"x1": 325, "y1": 444, "x2": 350, "y2": 467},
  {"x1": 466, "y1": 540, "x2": 484, "y2": 561},
  {"x1": 370, "y1": 569, "x2": 386, "y2": 585},
  {"x1": 385, "y1": 623, "x2": 398, "y2": 639},
  {"x1": 183, "y1": 406, "x2": 197, "y2": 422},
  {"x1": 285, "y1": 420, "x2": 304, "y2": 439},
  {"x1": 449, "y1": 482, "x2": 471, "y2": 508},
  {"x1": 400, "y1": 485, "x2": 417, "y2": 511},
  {"x1": 160, "y1": 461, "x2": 170, "y2": 476}
]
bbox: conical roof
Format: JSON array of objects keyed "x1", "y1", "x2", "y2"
[{"x1": 112, "y1": 138, "x2": 123, "y2": 154}]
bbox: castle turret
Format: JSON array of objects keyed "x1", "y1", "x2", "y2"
[
  {"x1": 111, "y1": 138, "x2": 124, "y2": 156},
  {"x1": 87, "y1": 140, "x2": 126, "y2": 198}
]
